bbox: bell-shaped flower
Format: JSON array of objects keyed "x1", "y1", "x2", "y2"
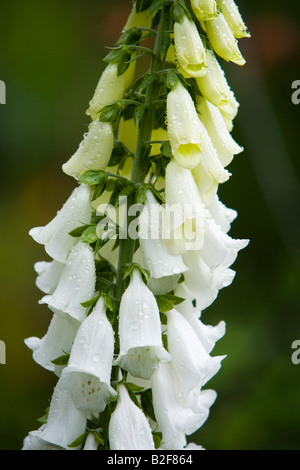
[
  {"x1": 87, "y1": 62, "x2": 136, "y2": 121},
  {"x1": 151, "y1": 362, "x2": 217, "y2": 450},
  {"x1": 62, "y1": 120, "x2": 114, "y2": 180},
  {"x1": 197, "y1": 96, "x2": 243, "y2": 167},
  {"x1": 174, "y1": 15, "x2": 207, "y2": 78},
  {"x1": 175, "y1": 247, "x2": 236, "y2": 312},
  {"x1": 165, "y1": 159, "x2": 206, "y2": 254},
  {"x1": 28, "y1": 377, "x2": 87, "y2": 449},
  {"x1": 29, "y1": 184, "x2": 92, "y2": 264},
  {"x1": 39, "y1": 241, "x2": 96, "y2": 322},
  {"x1": 190, "y1": 0, "x2": 217, "y2": 21},
  {"x1": 114, "y1": 269, "x2": 171, "y2": 380},
  {"x1": 25, "y1": 313, "x2": 80, "y2": 376},
  {"x1": 109, "y1": 384, "x2": 155, "y2": 450},
  {"x1": 206, "y1": 194, "x2": 238, "y2": 233},
  {"x1": 167, "y1": 81, "x2": 202, "y2": 170},
  {"x1": 198, "y1": 118, "x2": 231, "y2": 184},
  {"x1": 139, "y1": 190, "x2": 188, "y2": 279},
  {"x1": 198, "y1": 214, "x2": 249, "y2": 270},
  {"x1": 181, "y1": 308, "x2": 226, "y2": 355},
  {"x1": 22, "y1": 428, "x2": 64, "y2": 450},
  {"x1": 216, "y1": 0, "x2": 250, "y2": 39},
  {"x1": 61, "y1": 297, "x2": 116, "y2": 416},
  {"x1": 34, "y1": 260, "x2": 65, "y2": 295},
  {"x1": 167, "y1": 309, "x2": 225, "y2": 392},
  {"x1": 196, "y1": 49, "x2": 239, "y2": 119},
  {"x1": 205, "y1": 13, "x2": 246, "y2": 66}
]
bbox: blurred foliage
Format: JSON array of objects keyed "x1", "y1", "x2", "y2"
[{"x1": 0, "y1": 0, "x2": 299, "y2": 450}]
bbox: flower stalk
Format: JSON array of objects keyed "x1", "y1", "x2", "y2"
[{"x1": 24, "y1": 0, "x2": 250, "y2": 451}]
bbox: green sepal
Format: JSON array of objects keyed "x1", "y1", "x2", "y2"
[
  {"x1": 123, "y1": 262, "x2": 150, "y2": 287},
  {"x1": 81, "y1": 225, "x2": 98, "y2": 244},
  {"x1": 50, "y1": 353, "x2": 70, "y2": 367},
  {"x1": 153, "y1": 432, "x2": 163, "y2": 449},
  {"x1": 68, "y1": 432, "x2": 88, "y2": 449},
  {"x1": 140, "y1": 388, "x2": 156, "y2": 422}
]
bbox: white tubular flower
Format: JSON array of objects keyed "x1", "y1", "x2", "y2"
[
  {"x1": 205, "y1": 13, "x2": 246, "y2": 66},
  {"x1": 25, "y1": 314, "x2": 79, "y2": 376},
  {"x1": 167, "y1": 309, "x2": 225, "y2": 392},
  {"x1": 115, "y1": 269, "x2": 171, "y2": 380},
  {"x1": 167, "y1": 81, "x2": 202, "y2": 170},
  {"x1": 206, "y1": 194, "x2": 238, "y2": 233},
  {"x1": 174, "y1": 16, "x2": 207, "y2": 78},
  {"x1": 29, "y1": 184, "x2": 92, "y2": 264},
  {"x1": 40, "y1": 241, "x2": 96, "y2": 322},
  {"x1": 190, "y1": 0, "x2": 217, "y2": 21},
  {"x1": 197, "y1": 118, "x2": 231, "y2": 184},
  {"x1": 139, "y1": 190, "x2": 188, "y2": 279},
  {"x1": 198, "y1": 215, "x2": 249, "y2": 270},
  {"x1": 216, "y1": 0, "x2": 250, "y2": 39},
  {"x1": 180, "y1": 309, "x2": 226, "y2": 355},
  {"x1": 34, "y1": 260, "x2": 65, "y2": 295},
  {"x1": 151, "y1": 362, "x2": 217, "y2": 449},
  {"x1": 197, "y1": 96, "x2": 243, "y2": 167},
  {"x1": 87, "y1": 62, "x2": 136, "y2": 121},
  {"x1": 61, "y1": 297, "x2": 116, "y2": 415},
  {"x1": 109, "y1": 384, "x2": 155, "y2": 450},
  {"x1": 165, "y1": 159, "x2": 205, "y2": 254},
  {"x1": 28, "y1": 378, "x2": 87, "y2": 450},
  {"x1": 196, "y1": 49, "x2": 239, "y2": 119},
  {"x1": 22, "y1": 429, "x2": 64, "y2": 450},
  {"x1": 62, "y1": 120, "x2": 114, "y2": 180}
]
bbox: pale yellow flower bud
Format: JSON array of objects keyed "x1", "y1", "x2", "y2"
[
  {"x1": 174, "y1": 16, "x2": 208, "y2": 78},
  {"x1": 167, "y1": 81, "x2": 202, "y2": 170},
  {"x1": 123, "y1": 5, "x2": 153, "y2": 31},
  {"x1": 205, "y1": 13, "x2": 246, "y2": 65},
  {"x1": 196, "y1": 49, "x2": 239, "y2": 119},
  {"x1": 87, "y1": 62, "x2": 136, "y2": 121},
  {"x1": 62, "y1": 120, "x2": 114, "y2": 180},
  {"x1": 216, "y1": 0, "x2": 250, "y2": 39},
  {"x1": 190, "y1": 0, "x2": 217, "y2": 21}
]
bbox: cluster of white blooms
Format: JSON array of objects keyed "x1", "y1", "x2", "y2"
[{"x1": 23, "y1": 0, "x2": 249, "y2": 451}]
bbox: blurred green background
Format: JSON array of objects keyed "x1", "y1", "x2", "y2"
[{"x1": 0, "y1": 0, "x2": 299, "y2": 450}]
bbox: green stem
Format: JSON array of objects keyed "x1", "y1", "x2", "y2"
[{"x1": 115, "y1": 5, "x2": 171, "y2": 305}]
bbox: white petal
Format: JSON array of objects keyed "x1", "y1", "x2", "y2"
[
  {"x1": 139, "y1": 191, "x2": 188, "y2": 279},
  {"x1": 205, "y1": 13, "x2": 246, "y2": 66},
  {"x1": 151, "y1": 363, "x2": 215, "y2": 449},
  {"x1": 109, "y1": 385, "x2": 155, "y2": 450},
  {"x1": 87, "y1": 62, "x2": 136, "y2": 121},
  {"x1": 216, "y1": 0, "x2": 250, "y2": 39},
  {"x1": 40, "y1": 242, "x2": 96, "y2": 322},
  {"x1": 190, "y1": 0, "x2": 217, "y2": 21},
  {"x1": 197, "y1": 97, "x2": 243, "y2": 167},
  {"x1": 29, "y1": 184, "x2": 92, "y2": 263},
  {"x1": 167, "y1": 82, "x2": 202, "y2": 169},
  {"x1": 167, "y1": 309, "x2": 224, "y2": 391},
  {"x1": 34, "y1": 260, "x2": 65, "y2": 294},
  {"x1": 195, "y1": 49, "x2": 239, "y2": 118},
  {"x1": 181, "y1": 309, "x2": 226, "y2": 354},
  {"x1": 62, "y1": 120, "x2": 114, "y2": 180},
  {"x1": 174, "y1": 17, "x2": 207, "y2": 78},
  {"x1": 31, "y1": 378, "x2": 87, "y2": 449},
  {"x1": 206, "y1": 194, "x2": 238, "y2": 233},
  {"x1": 61, "y1": 297, "x2": 116, "y2": 414},
  {"x1": 25, "y1": 314, "x2": 79, "y2": 376},
  {"x1": 115, "y1": 269, "x2": 170, "y2": 380}
]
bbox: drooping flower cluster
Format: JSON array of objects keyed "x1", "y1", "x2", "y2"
[{"x1": 23, "y1": 0, "x2": 249, "y2": 451}]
